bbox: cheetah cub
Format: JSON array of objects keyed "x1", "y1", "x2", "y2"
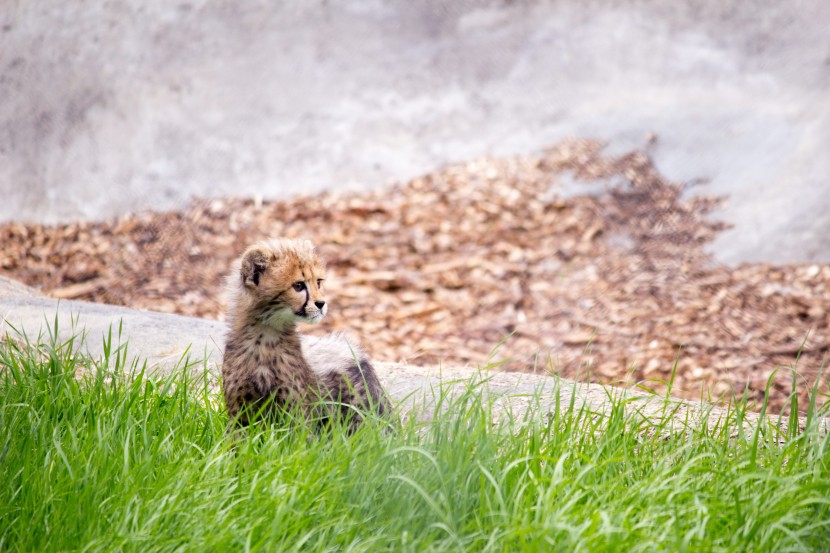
[{"x1": 222, "y1": 238, "x2": 390, "y2": 432}]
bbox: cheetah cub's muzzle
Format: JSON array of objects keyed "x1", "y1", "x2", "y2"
[{"x1": 294, "y1": 281, "x2": 328, "y2": 324}]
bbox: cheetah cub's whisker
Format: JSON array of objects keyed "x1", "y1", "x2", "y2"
[{"x1": 221, "y1": 238, "x2": 390, "y2": 433}]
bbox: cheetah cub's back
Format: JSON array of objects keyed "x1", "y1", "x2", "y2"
[{"x1": 221, "y1": 238, "x2": 390, "y2": 430}]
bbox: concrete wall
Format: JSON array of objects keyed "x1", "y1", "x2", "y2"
[{"x1": 2, "y1": 0, "x2": 829, "y2": 263}]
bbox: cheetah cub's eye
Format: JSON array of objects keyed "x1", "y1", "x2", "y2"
[
  {"x1": 316, "y1": 279, "x2": 323, "y2": 288},
  {"x1": 292, "y1": 281, "x2": 306, "y2": 292}
]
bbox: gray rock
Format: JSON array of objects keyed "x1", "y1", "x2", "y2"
[
  {"x1": 1, "y1": 277, "x2": 825, "y2": 435},
  {"x1": 0, "y1": 276, "x2": 43, "y2": 298}
]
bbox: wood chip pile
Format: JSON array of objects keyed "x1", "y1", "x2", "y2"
[{"x1": 2, "y1": 139, "x2": 828, "y2": 412}]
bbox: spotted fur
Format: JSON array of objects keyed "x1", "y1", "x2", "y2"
[{"x1": 221, "y1": 238, "x2": 390, "y2": 431}]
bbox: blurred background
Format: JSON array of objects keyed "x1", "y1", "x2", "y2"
[
  {"x1": 2, "y1": 0, "x2": 829, "y2": 411},
  {"x1": 4, "y1": 0, "x2": 830, "y2": 262}
]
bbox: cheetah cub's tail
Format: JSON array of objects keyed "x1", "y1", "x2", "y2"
[{"x1": 301, "y1": 332, "x2": 392, "y2": 420}]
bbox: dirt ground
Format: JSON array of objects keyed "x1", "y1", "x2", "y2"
[{"x1": 2, "y1": 140, "x2": 828, "y2": 413}]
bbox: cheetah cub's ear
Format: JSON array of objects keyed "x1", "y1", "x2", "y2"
[{"x1": 240, "y1": 246, "x2": 270, "y2": 288}]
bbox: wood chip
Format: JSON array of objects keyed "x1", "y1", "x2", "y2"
[{"x1": 2, "y1": 138, "x2": 828, "y2": 413}]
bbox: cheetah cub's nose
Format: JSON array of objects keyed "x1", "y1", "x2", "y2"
[{"x1": 314, "y1": 300, "x2": 326, "y2": 309}]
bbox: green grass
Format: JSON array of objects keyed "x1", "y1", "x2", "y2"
[{"x1": 1, "y1": 322, "x2": 829, "y2": 552}]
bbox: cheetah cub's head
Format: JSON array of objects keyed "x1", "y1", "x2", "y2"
[{"x1": 234, "y1": 238, "x2": 327, "y2": 328}]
